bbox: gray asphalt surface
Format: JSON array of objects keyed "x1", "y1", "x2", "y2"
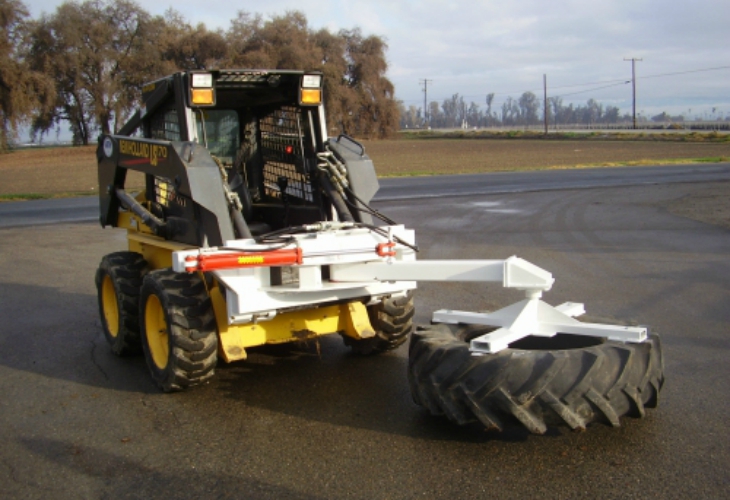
[
  {"x1": 0, "y1": 196, "x2": 99, "y2": 228},
  {"x1": 2, "y1": 163, "x2": 729, "y2": 228},
  {"x1": 1, "y1": 176, "x2": 729, "y2": 498},
  {"x1": 375, "y1": 163, "x2": 730, "y2": 200}
]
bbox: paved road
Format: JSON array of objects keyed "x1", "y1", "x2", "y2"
[
  {"x1": 376, "y1": 163, "x2": 730, "y2": 200},
  {"x1": 0, "y1": 196, "x2": 99, "y2": 228},
  {"x1": 0, "y1": 175, "x2": 729, "y2": 498},
  {"x1": 1, "y1": 163, "x2": 729, "y2": 227}
]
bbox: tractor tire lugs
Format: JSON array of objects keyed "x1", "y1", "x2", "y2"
[
  {"x1": 407, "y1": 323, "x2": 664, "y2": 434},
  {"x1": 343, "y1": 291, "x2": 415, "y2": 354},
  {"x1": 140, "y1": 269, "x2": 218, "y2": 392},
  {"x1": 95, "y1": 251, "x2": 148, "y2": 356}
]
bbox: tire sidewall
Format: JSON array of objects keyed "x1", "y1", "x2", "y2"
[
  {"x1": 96, "y1": 261, "x2": 129, "y2": 355},
  {"x1": 139, "y1": 273, "x2": 176, "y2": 391}
]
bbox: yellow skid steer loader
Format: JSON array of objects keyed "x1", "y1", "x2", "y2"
[{"x1": 96, "y1": 69, "x2": 663, "y2": 434}]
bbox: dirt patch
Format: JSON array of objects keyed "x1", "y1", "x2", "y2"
[
  {"x1": 363, "y1": 139, "x2": 730, "y2": 177},
  {"x1": 0, "y1": 146, "x2": 144, "y2": 197},
  {"x1": 664, "y1": 182, "x2": 730, "y2": 230}
]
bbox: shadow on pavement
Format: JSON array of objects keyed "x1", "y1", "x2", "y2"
[
  {"x1": 17, "y1": 436, "x2": 321, "y2": 499},
  {"x1": 210, "y1": 338, "x2": 539, "y2": 443},
  {"x1": 0, "y1": 282, "x2": 565, "y2": 442},
  {"x1": 0, "y1": 282, "x2": 156, "y2": 394}
]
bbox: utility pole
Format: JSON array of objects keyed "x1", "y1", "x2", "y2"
[
  {"x1": 542, "y1": 74, "x2": 548, "y2": 135},
  {"x1": 420, "y1": 79, "x2": 432, "y2": 128},
  {"x1": 624, "y1": 58, "x2": 642, "y2": 129}
]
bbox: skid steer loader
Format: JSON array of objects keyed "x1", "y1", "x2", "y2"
[{"x1": 96, "y1": 69, "x2": 663, "y2": 434}]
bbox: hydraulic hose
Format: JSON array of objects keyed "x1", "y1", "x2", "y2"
[
  {"x1": 231, "y1": 205, "x2": 253, "y2": 240},
  {"x1": 319, "y1": 175, "x2": 354, "y2": 222},
  {"x1": 115, "y1": 188, "x2": 166, "y2": 234}
]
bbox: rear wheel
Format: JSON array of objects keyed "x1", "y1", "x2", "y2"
[
  {"x1": 95, "y1": 252, "x2": 147, "y2": 355},
  {"x1": 342, "y1": 291, "x2": 415, "y2": 354},
  {"x1": 139, "y1": 269, "x2": 218, "y2": 392},
  {"x1": 408, "y1": 323, "x2": 664, "y2": 434}
]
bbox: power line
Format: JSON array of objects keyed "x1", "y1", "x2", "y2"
[
  {"x1": 553, "y1": 81, "x2": 630, "y2": 99},
  {"x1": 547, "y1": 78, "x2": 631, "y2": 90},
  {"x1": 402, "y1": 64, "x2": 730, "y2": 107},
  {"x1": 641, "y1": 65, "x2": 730, "y2": 80}
]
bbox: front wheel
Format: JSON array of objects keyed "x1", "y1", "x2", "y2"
[
  {"x1": 342, "y1": 291, "x2": 415, "y2": 354},
  {"x1": 139, "y1": 269, "x2": 218, "y2": 392},
  {"x1": 408, "y1": 323, "x2": 664, "y2": 434}
]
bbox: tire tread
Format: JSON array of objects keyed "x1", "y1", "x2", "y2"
[
  {"x1": 408, "y1": 324, "x2": 664, "y2": 434},
  {"x1": 140, "y1": 269, "x2": 218, "y2": 392}
]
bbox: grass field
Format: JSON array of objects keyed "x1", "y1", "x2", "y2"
[{"x1": 1, "y1": 134, "x2": 729, "y2": 199}]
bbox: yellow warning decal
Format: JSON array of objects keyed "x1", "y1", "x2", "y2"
[
  {"x1": 119, "y1": 139, "x2": 168, "y2": 166},
  {"x1": 237, "y1": 255, "x2": 265, "y2": 265}
]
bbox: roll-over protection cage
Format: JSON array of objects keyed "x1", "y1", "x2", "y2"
[{"x1": 97, "y1": 69, "x2": 378, "y2": 248}]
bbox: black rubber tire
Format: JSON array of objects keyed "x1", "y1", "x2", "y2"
[
  {"x1": 342, "y1": 291, "x2": 415, "y2": 354},
  {"x1": 95, "y1": 251, "x2": 147, "y2": 356},
  {"x1": 139, "y1": 269, "x2": 218, "y2": 392},
  {"x1": 408, "y1": 323, "x2": 664, "y2": 434}
]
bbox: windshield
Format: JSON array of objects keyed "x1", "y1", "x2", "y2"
[{"x1": 194, "y1": 109, "x2": 240, "y2": 164}]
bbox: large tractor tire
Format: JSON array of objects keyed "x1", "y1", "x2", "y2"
[
  {"x1": 139, "y1": 269, "x2": 218, "y2": 392},
  {"x1": 342, "y1": 291, "x2": 415, "y2": 354},
  {"x1": 408, "y1": 323, "x2": 664, "y2": 434},
  {"x1": 95, "y1": 251, "x2": 148, "y2": 356}
]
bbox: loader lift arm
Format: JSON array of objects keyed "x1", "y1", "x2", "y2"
[{"x1": 98, "y1": 136, "x2": 237, "y2": 247}]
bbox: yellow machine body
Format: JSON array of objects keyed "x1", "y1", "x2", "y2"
[{"x1": 119, "y1": 210, "x2": 377, "y2": 363}]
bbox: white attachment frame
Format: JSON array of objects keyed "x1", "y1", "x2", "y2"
[
  {"x1": 172, "y1": 224, "x2": 648, "y2": 353},
  {"x1": 433, "y1": 302, "x2": 647, "y2": 354},
  {"x1": 330, "y1": 254, "x2": 647, "y2": 353}
]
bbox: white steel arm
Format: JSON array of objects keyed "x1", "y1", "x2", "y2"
[
  {"x1": 330, "y1": 256, "x2": 555, "y2": 295},
  {"x1": 331, "y1": 255, "x2": 646, "y2": 353}
]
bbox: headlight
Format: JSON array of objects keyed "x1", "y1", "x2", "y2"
[
  {"x1": 189, "y1": 73, "x2": 215, "y2": 106},
  {"x1": 192, "y1": 73, "x2": 213, "y2": 88},
  {"x1": 302, "y1": 75, "x2": 322, "y2": 88}
]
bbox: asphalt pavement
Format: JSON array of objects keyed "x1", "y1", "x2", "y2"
[
  {"x1": 0, "y1": 175, "x2": 729, "y2": 498},
  {"x1": 2, "y1": 163, "x2": 729, "y2": 228}
]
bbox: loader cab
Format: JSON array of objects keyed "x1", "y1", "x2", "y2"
[{"x1": 128, "y1": 69, "x2": 330, "y2": 236}]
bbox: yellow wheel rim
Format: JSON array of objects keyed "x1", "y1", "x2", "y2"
[
  {"x1": 145, "y1": 294, "x2": 169, "y2": 370},
  {"x1": 101, "y1": 275, "x2": 120, "y2": 338}
]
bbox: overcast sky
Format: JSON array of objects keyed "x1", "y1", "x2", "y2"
[{"x1": 24, "y1": 0, "x2": 730, "y2": 119}]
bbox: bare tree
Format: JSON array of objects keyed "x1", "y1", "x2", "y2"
[
  {"x1": 1, "y1": 5, "x2": 402, "y2": 143},
  {"x1": 428, "y1": 101, "x2": 442, "y2": 128},
  {"x1": 338, "y1": 29, "x2": 398, "y2": 138},
  {"x1": 467, "y1": 102, "x2": 480, "y2": 128},
  {"x1": 440, "y1": 94, "x2": 468, "y2": 128},
  {"x1": 485, "y1": 93, "x2": 495, "y2": 126},
  {"x1": 161, "y1": 9, "x2": 227, "y2": 71},
  {"x1": 501, "y1": 97, "x2": 520, "y2": 125},
  {"x1": 0, "y1": 0, "x2": 54, "y2": 150},
  {"x1": 224, "y1": 13, "x2": 399, "y2": 138},
  {"x1": 398, "y1": 102, "x2": 422, "y2": 129},
  {"x1": 518, "y1": 91, "x2": 540, "y2": 125},
  {"x1": 28, "y1": 0, "x2": 165, "y2": 144}
]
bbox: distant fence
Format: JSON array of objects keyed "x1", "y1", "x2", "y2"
[
  {"x1": 405, "y1": 121, "x2": 730, "y2": 133},
  {"x1": 542, "y1": 122, "x2": 730, "y2": 132}
]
